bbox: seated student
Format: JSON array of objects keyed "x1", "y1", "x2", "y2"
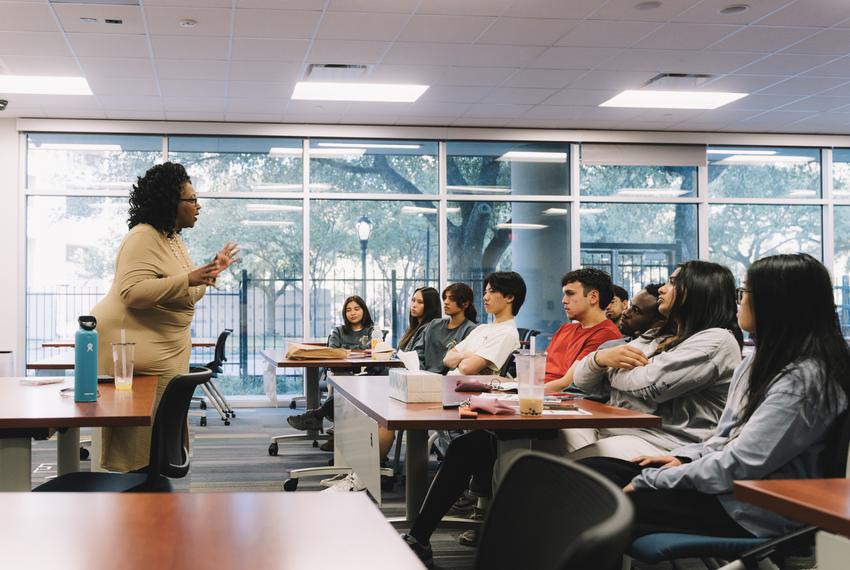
[
  {"x1": 551, "y1": 261, "x2": 742, "y2": 460},
  {"x1": 605, "y1": 284, "x2": 630, "y2": 324},
  {"x1": 582, "y1": 253, "x2": 850, "y2": 541},
  {"x1": 416, "y1": 283, "x2": 478, "y2": 373},
  {"x1": 286, "y1": 295, "x2": 374, "y2": 436},
  {"x1": 400, "y1": 261, "x2": 742, "y2": 564},
  {"x1": 545, "y1": 268, "x2": 622, "y2": 384},
  {"x1": 398, "y1": 286, "x2": 442, "y2": 352},
  {"x1": 443, "y1": 271, "x2": 525, "y2": 376}
]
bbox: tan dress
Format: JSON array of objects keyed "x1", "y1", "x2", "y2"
[{"x1": 91, "y1": 223, "x2": 206, "y2": 472}]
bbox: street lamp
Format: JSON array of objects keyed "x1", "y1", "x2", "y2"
[{"x1": 355, "y1": 215, "x2": 372, "y2": 296}]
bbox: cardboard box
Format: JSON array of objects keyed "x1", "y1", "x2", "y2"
[{"x1": 389, "y1": 368, "x2": 443, "y2": 403}]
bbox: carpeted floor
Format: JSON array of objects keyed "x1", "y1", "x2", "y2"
[{"x1": 29, "y1": 407, "x2": 713, "y2": 570}]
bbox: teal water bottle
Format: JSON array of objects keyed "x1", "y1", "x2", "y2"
[{"x1": 74, "y1": 316, "x2": 98, "y2": 402}]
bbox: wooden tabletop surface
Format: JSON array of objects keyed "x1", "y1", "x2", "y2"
[
  {"x1": 259, "y1": 347, "x2": 403, "y2": 369},
  {"x1": 0, "y1": 492, "x2": 424, "y2": 569},
  {"x1": 734, "y1": 479, "x2": 850, "y2": 538},
  {"x1": 331, "y1": 375, "x2": 662, "y2": 430},
  {"x1": 41, "y1": 338, "x2": 217, "y2": 348},
  {"x1": 0, "y1": 375, "x2": 157, "y2": 429}
]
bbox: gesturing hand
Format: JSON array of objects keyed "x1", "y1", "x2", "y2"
[
  {"x1": 595, "y1": 345, "x2": 649, "y2": 369},
  {"x1": 188, "y1": 260, "x2": 220, "y2": 287},
  {"x1": 214, "y1": 241, "x2": 241, "y2": 272},
  {"x1": 631, "y1": 455, "x2": 682, "y2": 469}
]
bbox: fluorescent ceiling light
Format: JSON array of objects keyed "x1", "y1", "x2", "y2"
[
  {"x1": 250, "y1": 182, "x2": 331, "y2": 191},
  {"x1": 245, "y1": 204, "x2": 303, "y2": 212},
  {"x1": 401, "y1": 206, "x2": 438, "y2": 214},
  {"x1": 34, "y1": 143, "x2": 121, "y2": 152},
  {"x1": 715, "y1": 155, "x2": 813, "y2": 165},
  {"x1": 268, "y1": 147, "x2": 301, "y2": 157},
  {"x1": 495, "y1": 223, "x2": 548, "y2": 230},
  {"x1": 788, "y1": 189, "x2": 818, "y2": 197},
  {"x1": 0, "y1": 75, "x2": 92, "y2": 95},
  {"x1": 311, "y1": 148, "x2": 366, "y2": 159},
  {"x1": 317, "y1": 142, "x2": 421, "y2": 150},
  {"x1": 543, "y1": 208, "x2": 568, "y2": 216},
  {"x1": 446, "y1": 185, "x2": 511, "y2": 193},
  {"x1": 241, "y1": 220, "x2": 295, "y2": 227},
  {"x1": 496, "y1": 151, "x2": 567, "y2": 163},
  {"x1": 707, "y1": 149, "x2": 777, "y2": 156},
  {"x1": 600, "y1": 89, "x2": 747, "y2": 109},
  {"x1": 66, "y1": 181, "x2": 133, "y2": 189},
  {"x1": 292, "y1": 81, "x2": 428, "y2": 103},
  {"x1": 617, "y1": 188, "x2": 689, "y2": 197},
  {"x1": 446, "y1": 207, "x2": 460, "y2": 214},
  {"x1": 580, "y1": 208, "x2": 606, "y2": 215}
]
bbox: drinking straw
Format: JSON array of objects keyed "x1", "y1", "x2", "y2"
[
  {"x1": 120, "y1": 328, "x2": 127, "y2": 380},
  {"x1": 529, "y1": 336, "x2": 536, "y2": 356}
]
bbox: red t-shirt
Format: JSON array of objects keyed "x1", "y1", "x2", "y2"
[{"x1": 544, "y1": 319, "x2": 622, "y2": 381}]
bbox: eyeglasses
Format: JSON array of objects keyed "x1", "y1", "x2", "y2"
[
  {"x1": 735, "y1": 287, "x2": 749, "y2": 304},
  {"x1": 180, "y1": 197, "x2": 199, "y2": 205}
]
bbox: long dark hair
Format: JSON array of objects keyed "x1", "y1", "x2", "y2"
[
  {"x1": 341, "y1": 295, "x2": 373, "y2": 332},
  {"x1": 662, "y1": 260, "x2": 742, "y2": 352},
  {"x1": 444, "y1": 282, "x2": 477, "y2": 323},
  {"x1": 398, "y1": 287, "x2": 441, "y2": 350},
  {"x1": 128, "y1": 162, "x2": 190, "y2": 237},
  {"x1": 740, "y1": 253, "x2": 850, "y2": 423}
]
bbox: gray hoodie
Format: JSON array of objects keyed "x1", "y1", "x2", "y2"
[
  {"x1": 632, "y1": 354, "x2": 847, "y2": 537},
  {"x1": 574, "y1": 328, "x2": 742, "y2": 451}
]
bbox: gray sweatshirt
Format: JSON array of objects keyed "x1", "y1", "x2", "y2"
[
  {"x1": 574, "y1": 328, "x2": 742, "y2": 451},
  {"x1": 328, "y1": 325, "x2": 373, "y2": 350},
  {"x1": 632, "y1": 354, "x2": 848, "y2": 538}
]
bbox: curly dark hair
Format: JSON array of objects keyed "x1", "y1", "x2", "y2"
[{"x1": 128, "y1": 162, "x2": 191, "y2": 237}]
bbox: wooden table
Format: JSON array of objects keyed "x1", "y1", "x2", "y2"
[
  {"x1": 41, "y1": 338, "x2": 217, "y2": 348},
  {"x1": 331, "y1": 375, "x2": 661, "y2": 522},
  {"x1": 735, "y1": 479, "x2": 850, "y2": 570},
  {"x1": 0, "y1": 492, "x2": 424, "y2": 569},
  {"x1": 29, "y1": 338, "x2": 218, "y2": 373},
  {"x1": 0, "y1": 375, "x2": 157, "y2": 491}
]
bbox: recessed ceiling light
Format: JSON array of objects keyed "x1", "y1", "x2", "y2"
[
  {"x1": 445, "y1": 185, "x2": 511, "y2": 193},
  {"x1": 716, "y1": 155, "x2": 813, "y2": 165},
  {"x1": 496, "y1": 151, "x2": 568, "y2": 163},
  {"x1": 241, "y1": 220, "x2": 295, "y2": 227},
  {"x1": 495, "y1": 223, "x2": 548, "y2": 231},
  {"x1": 291, "y1": 81, "x2": 428, "y2": 103},
  {"x1": 617, "y1": 188, "x2": 689, "y2": 197},
  {"x1": 719, "y1": 4, "x2": 749, "y2": 15},
  {"x1": 600, "y1": 89, "x2": 747, "y2": 109},
  {"x1": 317, "y1": 142, "x2": 421, "y2": 150},
  {"x1": 179, "y1": 19, "x2": 198, "y2": 28},
  {"x1": 635, "y1": 1, "x2": 662, "y2": 10},
  {"x1": 401, "y1": 206, "x2": 438, "y2": 215},
  {"x1": 0, "y1": 75, "x2": 92, "y2": 95},
  {"x1": 543, "y1": 208, "x2": 569, "y2": 216}
]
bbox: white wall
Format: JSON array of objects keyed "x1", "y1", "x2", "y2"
[{"x1": 0, "y1": 119, "x2": 21, "y2": 369}]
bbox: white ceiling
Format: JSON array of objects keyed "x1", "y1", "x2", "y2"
[{"x1": 3, "y1": 0, "x2": 850, "y2": 133}]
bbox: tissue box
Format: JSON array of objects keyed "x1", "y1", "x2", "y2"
[{"x1": 389, "y1": 369, "x2": 443, "y2": 403}]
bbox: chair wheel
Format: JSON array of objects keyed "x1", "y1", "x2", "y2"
[
  {"x1": 283, "y1": 478, "x2": 298, "y2": 492},
  {"x1": 200, "y1": 417, "x2": 207, "y2": 427},
  {"x1": 268, "y1": 442, "x2": 279, "y2": 456},
  {"x1": 312, "y1": 440, "x2": 319, "y2": 448},
  {"x1": 79, "y1": 447, "x2": 89, "y2": 461},
  {"x1": 223, "y1": 419, "x2": 230, "y2": 426},
  {"x1": 289, "y1": 400, "x2": 297, "y2": 409},
  {"x1": 229, "y1": 411, "x2": 236, "y2": 418},
  {"x1": 381, "y1": 476, "x2": 395, "y2": 492},
  {"x1": 200, "y1": 402, "x2": 207, "y2": 410}
]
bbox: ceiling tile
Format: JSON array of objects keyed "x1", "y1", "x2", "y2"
[
  {"x1": 165, "y1": 111, "x2": 226, "y2": 121},
  {"x1": 736, "y1": 110, "x2": 818, "y2": 129},
  {"x1": 238, "y1": 0, "x2": 325, "y2": 9},
  {"x1": 635, "y1": 23, "x2": 741, "y2": 50},
  {"x1": 98, "y1": 95, "x2": 165, "y2": 111},
  {"x1": 152, "y1": 35, "x2": 230, "y2": 60},
  {"x1": 54, "y1": 4, "x2": 146, "y2": 34},
  {"x1": 157, "y1": 59, "x2": 228, "y2": 80},
  {"x1": 400, "y1": 116, "x2": 459, "y2": 125},
  {"x1": 530, "y1": 46, "x2": 621, "y2": 69},
  {"x1": 758, "y1": 0, "x2": 850, "y2": 27},
  {"x1": 285, "y1": 100, "x2": 350, "y2": 113},
  {"x1": 719, "y1": 93, "x2": 801, "y2": 111},
  {"x1": 161, "y1": 79, "x2": 227, "y2": 98},
  {"x1": 591, "y1": 0, "x2": 702, "y2": 22},
  {"x1": 778, "y1": 96, "x2": 850, "y2": 112},
  {"x1": 366, "y1": 64, "x2": 447, "y2": 84},
  {"x1": 316, "y1": 12, "x2": 408, "y2": 41},
  {"x1": 79, "y1": 57, "x2": 155, "y2": 79},
  {"x1": 734, "y1": 53, "x2": 836, "y2": 75},
  {"x1": 477, "y1": 17, "x2": 578, "y2": 46},
  {"x1": 68, "y1": 33, "x2": 149, "y2": 58},
  {"x1": 0, "y1": 32, "x2": 72, "y2": 57},
  {"x1": 327, "y1": 0, "x2": 417, "y2": 12},
  {"x1": 418, "y1": 85, "x2": 489, "y2": 103},
  {"x1": 229, "y1": 60, "x2": 301, "y2": 82},
  {"x1": 224, "y1": 112, "x2": 283, "y2": 122},
  {"x1": 106, "y1": 110, "x2": 167, "y2": 120},
  {"x1": 674, "y1": 0, "x2": 793, "y2": 25},
  {"x1": 457, "y1": 44, "x2": 545, "y2": 67},
  {"x1": 818, "y1": 82, "x2": 850, "y2": 97},
  {"x1": 801, "y1": 56, "x2": 850, "y2": 77},
  {"x1": 699, "y1": 74, "x2": 784, "y2": 93},
  {"x1": 87, "y1": 77, "x2": 159, "y2": 96},
  {"x1": 544, "y1": 88, "x2": 618, "y2": 106},
  {"x1": 383, "y1": 42, "x2": 463, "y2": 66},
  {"x1": 1, "y1": 55, "x2": 81, "y2": 75},
  {"x1": 463, "y1": 102, "x2": 531, "y2": 118},
  {"x1": 595, "y1": 49, "x2": 763, "y2": 74},
  {"x1": 398, "y1": 15, "x2": 495, "y2": 43},
  {"x1": 228, "y1": 81, "x2": 294, "y2": 98},
  {"x1": 707, "y1": 26, "x2": 820, "y2": 53},
  {"x1": 45, "y1": 108, "x2": 108, "y2": 119},
  {"x1": 306, "y1": 40, "x2": 388, "y2": 64},
  {"x1": 225, "y1": 98, "x2": 285, "y2": 113},
  {"x1": 481, "y1": 87, "x2": 556, "y2": 104},
  {"x1": 782, "y1": 29, "x2": 850, "y2": 56},
  {"x1": 15, "y1": 94, "x2": 102, "y2": 109},
  {"x1": 758, "y1": 76, "x2": 847, "y2": 96},
  {"x1": 338, "y1": 113, "x2": 400, "y2": 125},
  {"x1": 556, "y1": 20, "x2": 660, "y2": 48},
  {"x1": 231, "y1": 37, "x2": 309, "y2": 61},
  {"x1": 437, "y1": 66, "x2": 516, "y2": 86},
  {"x1": 503, "y1": 0, "x2": 606, "y2": 20},
  {"x1": 674, "y1": 109, "x2": 760, "y2": 126},
  {"x1": 234, "y1": 9, "x2": 321, "y2": 39},
  {"x1": 572, "y1": 69, "x2": 657, "y2": 90},
  {"x1": 452, "y1": 117, "x2": 511, "y2": 127},
  {"x1": 397, "y1": 101, "x2": 471, "y2": 116},
  {"x1": 502, "y1": 68, "x2": 585, "y2": 89},
  {"x1": 147, "y1": 0, "x2": 230, "y2": 7},
  {"x1": 145, "y1": 7, "x2": 232, "y2": 36},
  {"x1": 417, "y1": 0, "x2": 513, "y2": 16},
  {"x1": 782, "y1": 113, "x2": 850, "y2": 134},
  {"x1": 163, "y1": 97, "x2": 227, "y2": 111},
  {"x1": 0, "y1": 2, "x2": 58, "y2": 32}
]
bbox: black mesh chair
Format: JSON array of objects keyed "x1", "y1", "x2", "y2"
[
  {"x1": 34, "y1": 367, "x2": 213, "y2": 493},
  {"x1": 517, "y1": 327, "x2": 541, "y2": 349},
  {"x1": 190, "y1": 329, "x2": 234, "y2": 425},
  {"x1": 475, "y1": 452, "x2": 634, "y2": 570}
]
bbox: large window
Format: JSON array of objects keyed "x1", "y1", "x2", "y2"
[{"x1": 707, "y1": 146, "x2": 821, "y2": 199}]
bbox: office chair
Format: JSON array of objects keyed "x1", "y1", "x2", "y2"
[
  {"x1": 190, "y1": 329, "x2": 234, "y2": 426},
  {"x1": 517, "y1": 327, "x2": 541, "y2": 349},
  {"x1": 475, "y1": 452, "x2": 634, "y2": 570},
  {"x1": 34, "y1": 367, "x2": 213, "y2": 493}
]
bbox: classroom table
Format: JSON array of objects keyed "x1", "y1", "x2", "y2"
[
  {"x1": 331, "y1": 375, "x2": 662, "y2": 523},
  {"x1": 735, "y1": 479, "x2": 850, "y2": 570},
  {"x1": 40, "y1": 338, "x2": 217, "y2": 348},
  {"x1": 0, "y1": 492, "x2": 424, "y2": 569},
  {"x1": 0, "y1": 375, "x2": 157, "y2": 491}
]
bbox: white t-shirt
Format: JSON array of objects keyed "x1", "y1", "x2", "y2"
[{"x1": 448, "y1": 318, "x2": 519, "y2": 375}]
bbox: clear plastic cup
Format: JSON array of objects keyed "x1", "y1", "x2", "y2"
[
  {"x1": 111, "y1": 342, "x2": 135, "y2": 391},
  {"x1": 515, "y1": 353, "x2": 546, "y2": 416}
]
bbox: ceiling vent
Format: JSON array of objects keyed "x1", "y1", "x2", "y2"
[
  {"x1": 645, "y1": 73, "x2": 713, "y2": 89},
  {"x1": 307, "y1": 64, "x2": 370, "y2": 82}
]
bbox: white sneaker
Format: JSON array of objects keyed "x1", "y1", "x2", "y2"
[
  {"x1": 320, "y1": 473, "x2": 350, "y2": 488},
  {"x1": 321, "y1": 473, "x2": 366, "y2": 493}
]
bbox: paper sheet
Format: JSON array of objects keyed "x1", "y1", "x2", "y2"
[{"x1": 397, "y1": 349, "x2": 420, "y2": 371}]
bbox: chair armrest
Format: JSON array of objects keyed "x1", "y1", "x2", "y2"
[{"x1": 737, "y1": 526, "x2": 816, "y2": 569}]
